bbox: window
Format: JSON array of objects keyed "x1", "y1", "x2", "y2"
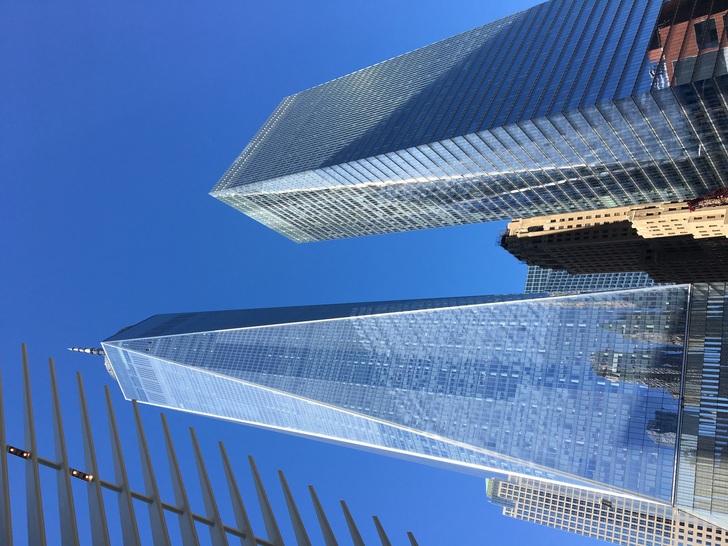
[{"x1": 695, "y1": 19, "x2": 719, "y2": 49}]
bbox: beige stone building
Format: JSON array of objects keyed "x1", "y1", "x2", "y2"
[
  {"x1": 500, "y1": 201, "x2": 728, "y2": 283},
  {"x1": 504, "y1": 202, "x2": 728, "y2": 240},
  {"x1": 632, "y1": 202, "x2": 728, "y2": 240}
]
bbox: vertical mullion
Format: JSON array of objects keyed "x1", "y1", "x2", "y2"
[
  {"x1": 614, "y1": 0, "x2": 661, "y2": 97},
  {"x1": 564, "y1": 0, "x2": 620, "y2": 109},
  {"x1": 523, "y1": 1, "x2": 587, "y2": 120},
  {"x1": 650, "y1": 0, "x2": 679, "y2": 91},
  {"x1": 493, "y1": 0, "x2": 563, "y2": 126},
  {"x1": 688, "y1": 0, "x2": 718, "y2": 82},
  {"x1": 580, "y1": 0, "x2": 638, "y2": 105},
  {"x1": 669, "y1": 0, "x2": 700, "y2": 86}
]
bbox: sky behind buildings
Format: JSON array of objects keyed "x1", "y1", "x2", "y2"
[{"x1": 1, "y1": 1, "x2": 606, "y2": 543}]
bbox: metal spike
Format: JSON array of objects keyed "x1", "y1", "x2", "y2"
[
  {"x1": 308, "y1": 485, "x2": 337, "y2": 546},
  {"x1": 133, "y1": 401, "x2": 172, "y2": 546},
  {"x1": 77, "y1": 372, "x2": 111, "y2": 546},
  {"x1": 249, "y1": 457, "x2": 284, "y2": 546},
  {"x1": 23, "y1": 344, "x2": 46, "y2": 546},
  {"x1": 0, "y1": 368, "x2": 12, "y2": 546},
  {"x1": 105, "y1": 387, "x2": 141, "y2": 546},
  {"x1": 340, "y1": 500, "x2": 365, "y2": 546},
  {"x1": 50, "y1": 360, "x2": 80, "y2": 546},
  {"x1": 219, "y1": 442, "x2": 256, "y2": 546},
  {"x1": 278, "y1": 470, "x2": 311, "y2": 546},
  {"x1": 373, "y1": 515, "x2": 392, "y2": 546},
  {"x1": 189, "y1": 428, "x2": 228, "y2": 546},
  {"x1": 160, "y1": 414, "x2": 199, "y2": 546}
]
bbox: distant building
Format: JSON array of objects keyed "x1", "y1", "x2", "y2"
[
  {"x1": 487, "y1": 476, "x2": 728, "y2": 546},
  {"x1": 501, "y1": 200, "x2": 728, "y2": 283},
  {"x1": 524, "y1": 266, "x2": 657, "y2": 295},
  {"x1": 212, "y1": 0, "x2": 728, "y2": 242},
  {"x1": 102, "y1": 284, "x2": 728, "y2": 529}
]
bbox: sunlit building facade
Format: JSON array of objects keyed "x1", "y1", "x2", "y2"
[
  {"x1": 487, "y1": 476, "x2": 728, "y2": 546},
  {"x1": 503, "y1": 201, "x2": 728, "y2": 284},
  {"x1": 212, "y1": 0, "x2": 728, "y2": 242},
  {"x1": 103, "y1": 284, "x2": 728, "y2": 527}
]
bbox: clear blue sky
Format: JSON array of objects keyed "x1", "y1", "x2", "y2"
[{"x1": 1, "y1": 1, "x2": 604, "y2": 544}]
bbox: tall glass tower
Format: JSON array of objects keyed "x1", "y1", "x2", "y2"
[
  {"x1": 212, "y1": 0, "x2": 728, "y2": 241},
  {"x1": 102, "y1": 284, "x2": 728, "y2": 527}
]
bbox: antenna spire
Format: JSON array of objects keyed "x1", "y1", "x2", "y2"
[{"x1": 67, "y1": 347, "x2": 105, "y2": 356}]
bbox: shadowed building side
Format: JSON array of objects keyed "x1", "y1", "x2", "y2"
[
  {"x1": 212, "y1": 0, "x2": 728, "y2": 242},
  {"x1": 501, "y1": 198, "x2": 728, "y2": 283},
  {"x1": 523, "y1": 266, "x2": 658, "y2": 295}
]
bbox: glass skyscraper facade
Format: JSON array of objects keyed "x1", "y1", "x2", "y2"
[
  {"x1": 103, "y1": 284, "x2": 728, "y2": 526},
  {"x1": 525, "y1": 265, "x2": 658, "y2": 294},
  {"x1": 212, "y1": 0, "x2": 728, "y2": 242}
]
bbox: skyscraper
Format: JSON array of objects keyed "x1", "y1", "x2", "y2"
[
  {"x1": 103, "y1": 284, "x2": 728, "y2": 528},
  {"x1": 486, "y1": 476, "x2": 727, "y2": 546},
  {"x1": 212, "y1": 0, "x2": 728, "y2": 242},
  {"x1": 502, "y1": 200, "x2": 728, "y2": 283}
]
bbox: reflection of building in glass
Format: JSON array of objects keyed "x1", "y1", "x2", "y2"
[
  {"x1": 103, "y1": 285, "x2": 728, "y2": 527},
  {"x1": 647, "y1": 410, "x2": 680, "y2": 447},
  {"x1": 648, "y1": 0, "x2": 728, "y2": 86},
  {"x1": 598, "y1": 303, "x2": 687, "y2": 346},
  {"x1": 524, "y1": 266, "x2": 657, "y2": 295},
  {"x1": 213, "y1": 0, "x2": 728, "y2": 242},
  {"x1": 591, "y1": 349, "x2": 683, "y2": 399},
  {"x1": 487, "y1": 476, "x2": 728, "y2": 546},
  {"x1": 501, "y1": 199, "x2": 728, "y2": 283}
]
